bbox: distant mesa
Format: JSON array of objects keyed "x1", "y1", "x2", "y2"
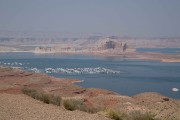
[
  {"x1": 34, "y1": 46, "x2": 54, "y2": 53},
  {"x1": 1, "y1": 34, "x2": 180, "y2": 54},
  {"x1": 33, "y1": 37, "x2": 133, "y2": 54},
  {"x1": 172, "y1": 88, "x2": 179, "y2": 92},
  {"x1": 95, "y1": 37, "x2": 130, "y2": 52}
]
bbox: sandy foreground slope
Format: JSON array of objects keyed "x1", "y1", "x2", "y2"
[
  {"x1": 0, "y1": 67, "x2": 180, "y2": 120},
  {"x1": 0, "y1": 93, "x2": 110, "y2": 120}
]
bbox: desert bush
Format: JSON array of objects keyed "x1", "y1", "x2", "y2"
[
  {"x1": 63, "y1": 99, "x2": 101, "y2": 113},
  {"x1": 63, "y1": 99, "x2": 83, "y2": 111},
  {"x1": 129, "y1": 111, "x2": 156, "y2": 120},
  {"x1": 22, "y1": 87, "x2": 42, "y2": 100},
  {"x1": 22, "y1": 87, "x2": 61, "y2": 106},
  {"x1": 41, "y1": 93, "x2": 50, "y2": 104},
  {"x1": 22, "y1": 87, "x2": 37, "y2": 96},
  {"x1": 50, "y1": 95, "x2": 61, "y2": 106},
  {"x1": 104, "y1": 109, "x2": 123, "y2": 120}
]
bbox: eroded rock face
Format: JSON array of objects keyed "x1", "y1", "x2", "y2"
[
  {"x1": 95, "y1": 38, "x2": 127, "y2": 52},
  {"x1": 33, "y1": 37, "x2": 132, "y2": 54},
  {"x1": 34, "y1": 47, "x2": 55, "y2": 53},
  {"x1": 123, "y1": 43, "x2": 127, "y2": 52},
  {"x1": 105, "y1": 41, "x2": 116, "y2": 49}
]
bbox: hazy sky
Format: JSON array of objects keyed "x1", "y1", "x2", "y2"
[{"x1": 0, "y1": 0, "x2": 180, "y2": 37}]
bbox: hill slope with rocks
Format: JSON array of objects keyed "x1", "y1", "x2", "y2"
[{"x1": 0, "y1": 67, "x2": 180, "y2": 120}]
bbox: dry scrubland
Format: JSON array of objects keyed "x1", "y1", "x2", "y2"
[
  {"x1": 0, "y1": 93, "x2": 110, "y2": 120},
  {"x1": 0, "y1": 67, "x2": 180, "y2": 120}
]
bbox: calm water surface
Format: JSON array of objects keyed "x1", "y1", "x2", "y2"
[
  {"x1": 0, "y1": 52, "x2": 180, "y2": 98},
  {"x1": 137, "y1": 48, "x2": 180, "y2": 54}
]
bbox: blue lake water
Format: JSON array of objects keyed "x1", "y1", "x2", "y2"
[
  {"x1": 137, "y1": 48, "x2": 180, "y2": 54},
  {"x1": 0, "y1": 52, "x2": 180, "y2": 98}
]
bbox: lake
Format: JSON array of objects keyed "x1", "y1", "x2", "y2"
[
  {"x1": 0, "y1": 52, "x2": 180, "y2": 98},
  {"x1": 137, "y1": 48, "x2": 180, "y2": 54}
]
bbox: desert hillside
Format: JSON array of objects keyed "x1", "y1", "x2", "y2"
[
  {"x1": 0, "y1": 67, "x2": 180, "y2": 120},
  {"x1": 0, "y1": 93, "x2": 110, "y2": 120}
]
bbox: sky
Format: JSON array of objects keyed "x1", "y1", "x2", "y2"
[{"x1": 0, "y1": 0, "x2": 180, "y2": 37}]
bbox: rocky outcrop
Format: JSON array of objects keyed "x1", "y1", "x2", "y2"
[
  {"x1": 95, "y1": 38, "x2": 128, "y2": 52},
  {"x1": 34, "y1": 47, "x2": 55, "y2": 53}
]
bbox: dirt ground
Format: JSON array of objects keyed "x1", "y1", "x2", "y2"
[{"x1": 0, "y1": 67, "x2": 180, "y2": 120}]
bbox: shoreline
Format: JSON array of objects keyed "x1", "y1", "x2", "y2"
[
  {"x1": 0, "y1": 66, "x2": 179, "y2": 99},
  {"x1": 0, "y1": 66, "x2": 180, "y2": 119},
  {"x1": 1, "y1": 50, "x2": 180, "y2": 62}
]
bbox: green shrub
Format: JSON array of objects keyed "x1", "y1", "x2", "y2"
[
  {"x1": 50, "y1": 95, "x2": 61, "y2": 106},
  {"x1": 22, "y1": 87, "x2": 37, "y2": 96},
  {"x1": 63, "y1": 99, "x2": 101, "y2": 113},
  {"x1": 41, "y1": 93, "x2": 50, "y2": 104},
  {"x1": 129, "y1": 111, "x2": 156, "y2": 120},
  {"x1": 22, "y1": 87, "x2": 61, "y2": 106},
  {"x1": 63, "y1": 99, "x2": 82, "y2": 111},
  {"x1": 104, "y1": 109, "x2": 123, "y2": 120}
]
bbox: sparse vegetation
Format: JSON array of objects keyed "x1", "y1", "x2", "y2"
[
  {"x1": 129, "y1": 111, "x2": 157, "y2": 120},
  {"x1": 104, "y1": 109, "x2": 123, "y2": 120},
  {"x1": 50, "y1": 95, "x2": 61, "y2": 106},
  {"x1": 22, "y1": 88, "x2": 158, "y2": 120},
  {"x1": 22, "y1": 87, "x2": 61, "y2": 106},
  {"x1": 103, "y1": 109, "x2": 158, "y2": 120},
  {"x1": 63, "y1": 99, "x2": 101, "y2": 113},
  {"x1": 63, "y1": 99, "x2": 82, "y2": 111}
]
